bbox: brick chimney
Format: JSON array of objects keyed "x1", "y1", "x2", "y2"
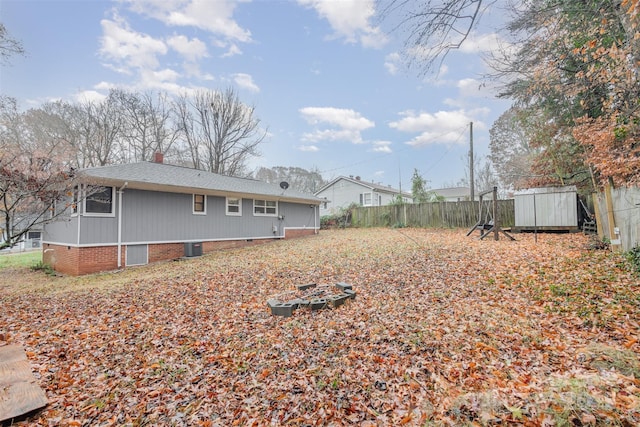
[{"x1": 153, "y1": 152, "x2": 164, "y2": 164}]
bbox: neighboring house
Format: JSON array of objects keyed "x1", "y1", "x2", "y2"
[
  {"x1": 43, "y1": 159, "x2": 323, "y2": 275},
  {"x1": 315, "y1": 175, "x2": 411, "y2": 216},
  {"x1": 0, "y1": 215, "x2": 43, "y2": 252},
  {"x1": 431, "y1": 187, "x2": 472, "y2": 202}
]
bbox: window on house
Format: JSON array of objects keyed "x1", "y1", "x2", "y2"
[
  {"x1": 254, "y1": 199, "x2": 277, "y2": 216},
  {"x1": 226, "y1": 197, "x2": 242, "y2": 216},
  {"x1": 84, "y1": 186, "x2": 114, "y2": 215},
  {"x1": 193, "y1": 194, "x2": 206, "y2": 214},
  {"x1": 360, "y1": 192, "x2": 372, "y2": 206}
]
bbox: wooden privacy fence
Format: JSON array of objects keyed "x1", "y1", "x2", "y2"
[{"x1": 351, "y1": 200, "x2": 515, "y2": 229}]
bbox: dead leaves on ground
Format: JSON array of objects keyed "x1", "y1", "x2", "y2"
[{"x1": 1, "y1": 228, "x2": 639, "y2": 426}]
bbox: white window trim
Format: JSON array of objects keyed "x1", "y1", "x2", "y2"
[
  {"x1": 253, "y1": 199, "x2": 278, "y2": 217},
  {"x1": 83, "y1": 186, "x2": 115, "y2": 217},
  {"x1": 226, "y1": 197, "x2": 242, "y2": 216},
  {"x1": 362, "y1": 192, "x2": 372, "y2": 207},
  {"x1": 193, "y1": 194, "x2": 207, "y2": 215}
]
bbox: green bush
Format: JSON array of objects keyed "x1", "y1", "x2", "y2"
[
  {"x1": 625, "y1": 246, "x2": 640, "y2": 274},
  {"x1": 31, "y1": 261, "x2": 56, "y2": 275}
]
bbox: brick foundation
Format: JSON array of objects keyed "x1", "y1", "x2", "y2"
[
  {"x1": 284, "y1": 228, "x2": 317, "y2": 239},
  {"x1": 44, "y1": 231, "x2": 319, "y2": 275},
  {"x1": 43, "y1": 244, "x2": 120, "y2": 276}
]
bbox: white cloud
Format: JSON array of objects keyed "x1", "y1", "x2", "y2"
[
  {"x1": 120, "y1": 0, "x2": 252, "y2": 42},
  {"x1": 458, "y1": 32, "x2": 505, "y2": 55},
  {"x1": 74, "y1": 90, "x2": 107, "y2": 103},
  {"x1": 298, "y1": 145, "x2": 319, "y2": 152},
  {"x1": 384, "y1": 52, "x2": 400, "y2": 75},
  {"x1": 233, "y1": 73, "x2": 260, "y2": 92},
  {"x1": 372, "y1": 140, "x2": 392, "y2": 153},
  {"x1": 167, "y1": 34, "x2": 208, "y2": 61},
  {"x1": 99, "y1": 17, "x2": 167, "y2": 71},
  {"x1": 389, "y1": 109, "x2": 487, "y2": 146},
  {"x1": 300, "y1": 107, "x2": 374, "y2": 144},
  {"x1": 300, "y1": 107, "x2": 374, "y2": 131},
  {"x1": 221, "y1": 43, "x2": 243, "y2": 58},
  {"x1": 297, "y1": 0, "x2": 387, "y2": 48}
]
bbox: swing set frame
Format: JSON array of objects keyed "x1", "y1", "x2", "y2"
[{"x1": 466, "y1": 186, "x2": 515, "y2": 241}]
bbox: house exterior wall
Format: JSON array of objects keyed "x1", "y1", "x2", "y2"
[
  {"x1": 43, "y1": 244, "x2": 122, "y2": 276},
  {"x1": 43, "y1": 188, "x2": 319, "y2": 275},
  {"x1": 317, "y1": 179, "x2": 399, "y2": 216}
]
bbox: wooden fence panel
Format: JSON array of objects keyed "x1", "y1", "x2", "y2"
[{"x1": 351, "y1": 200, "x2": 515, "y2": 229}]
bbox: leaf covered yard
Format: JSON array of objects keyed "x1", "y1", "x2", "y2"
[{"x1": 2, "y1": 228, "x2": 639, "y2": 426}]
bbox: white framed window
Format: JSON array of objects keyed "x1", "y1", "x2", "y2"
[
  {"x1": 253, "y1": 199, "x2": 277, "y2": 216},
  {"x1": 84, "y1": 186, "x2": 115, "y2": 217},
  {"x1": 226, "y1": 197, "x2": 242, "y2": 216},
  {"x1": 360, "y1": 192, "x2": 372, "y2": 206},
  {"x1": 193, "y1": 194, "x2": 206, "y2": 215}
]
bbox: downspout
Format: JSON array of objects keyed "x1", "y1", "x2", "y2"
[
  {"x1": 76, "y1": 185, "x2": 82, "y2": 246},
  {"x1": 117, "y1": 182, "x2": 128, "y2": 268},
  {"x1": 314, "y1": 204, "x2": 318, "y2": 234}
]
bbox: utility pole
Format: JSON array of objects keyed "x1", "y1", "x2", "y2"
[{"x1": 469, "y1": 122, "x2": 474, "y2": 201}]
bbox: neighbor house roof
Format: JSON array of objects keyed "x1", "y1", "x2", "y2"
[
  {"x1": 80, "y1": 162, "x2": 323, "y2": 204},
  {"x1": 431, "y1": 187, "x2": 471, "y2": 199},
  {"x1": 315, "y1": 175, "x2": 411, "y2": 197}
]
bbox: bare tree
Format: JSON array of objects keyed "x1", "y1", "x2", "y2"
[
  {"x1": 380, "y1": 0, "x2": 497, "y2": 74},
  {"x1": 254, "y1": 166, "x2": 326, "y2": 193},
  {"x1": 0, "y1": 23, "x2": 24, "y2": 65},
  {"x1": 0, "y1": 98, "x2": 80, "y2": 249},
  {"x1": 75, "y1": 94, "x2": 124, "y2": 167},
  {"x1": 112, "y1": 90, "x2": 179, "y2": 163},
  {"x1": 488, "y1": 106, "x2": 538, "y2": 190},
  {"x1": 174, "y1": 88, "x2": 266, "y2": 176}
]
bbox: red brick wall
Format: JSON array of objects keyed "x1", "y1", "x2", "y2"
[
  {"x1": 44, "y1": 244, "x2": 119, "y2": 275},
  {"x1": 44, "y1": 231, "x2": 319, "y2": 275},
  {"x1": 148, "y1": 243, "x2": 184, "y2": 263},
  {"x1": 44, "y1": 243, "x2": 80, "y2": 276},
  {"x1": 284, "y1": 228, "x2": 317, "y2": 239}
]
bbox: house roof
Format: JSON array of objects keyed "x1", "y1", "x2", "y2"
[
  {"x1": 431, "y1": 187, "x2": 471, "y2": 199},
  {"x1": 80, "y1": 162, "x2": 323, "y2": 204},
  {"x1": 315, "y1": 175, "x2": 411, "y2": 197}
]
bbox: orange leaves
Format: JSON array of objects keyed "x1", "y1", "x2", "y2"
[{"x1": 1, "y1": 228, "x2": 639, "y2": 425}]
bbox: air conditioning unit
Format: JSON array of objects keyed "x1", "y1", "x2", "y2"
[{"x1": 184, "y1": 242, "x2": 202, "y2": 257}]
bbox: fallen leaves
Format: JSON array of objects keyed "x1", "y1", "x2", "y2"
[{"x1": 1, "y1": 228, "x2": 639, "y2": 425}]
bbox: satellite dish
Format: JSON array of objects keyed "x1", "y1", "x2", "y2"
[{"x1": 279, "y1": 181, "x2": 289, "y2": 190}]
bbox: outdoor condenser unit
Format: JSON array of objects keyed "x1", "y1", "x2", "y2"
[{"x1": 184, "y1": 242, "x2": 203, "y2": 257}]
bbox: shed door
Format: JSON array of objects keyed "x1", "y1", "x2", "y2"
[{"x1": 126, "y1": 245, "x2": 148, "y2": 266}]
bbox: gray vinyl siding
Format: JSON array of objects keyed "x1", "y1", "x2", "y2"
[
  {"x1": 42, "y1": 215, "x2": 79, "y2": 245},
  {"x1": 79, "y1": 214, "x2": 118, "y2": 244},
  {"x1": 44, "y1": 188, "x2": 318, "y2": 246},
  {"x1": 119, "y1": 190, "x2": 279, "y2": 242}
]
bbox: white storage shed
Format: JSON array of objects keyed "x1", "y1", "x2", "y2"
[{"x1": 513, "y1": 186, "x2": 579, "y2": 232}]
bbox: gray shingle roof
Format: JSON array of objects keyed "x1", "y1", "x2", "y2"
[
  {"x1": 80, "y1": 162, "x2": 323, "y2": 204},
  {"x1": 316, "y1": 175, "x2": 411, "y2": 196}
]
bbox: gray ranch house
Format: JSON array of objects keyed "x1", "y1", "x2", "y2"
[
  {"x1": 315, "y1": 175, "x2": 411, "y2": 216},
  {"x1": 43, "y1": 160, "x2": 322, "y2": 275}
]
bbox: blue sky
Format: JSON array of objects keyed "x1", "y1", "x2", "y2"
[{"x1": 1, "y1": 0, "x2": 512, "y2": 189}]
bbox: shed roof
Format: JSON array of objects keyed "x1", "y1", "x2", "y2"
[{"x1": 79, "y1": 162, "x2": 323, "y2": 204}]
